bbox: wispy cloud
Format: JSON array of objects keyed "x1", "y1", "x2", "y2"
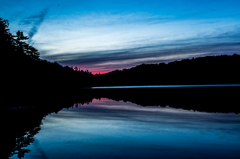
[
  {"x1": 34, "y1": 12, "x2": 240, "y2": 55},
  {"x1": 14, "y1": 2, "x2": 239, "y2": 73},
  {"x1": 20, "y1": 8, "x2": 49, "y2": 44},
  {"x1": 41, "y1": 29, "x2": 240, "y2": 72},
  {"x1": 2, "y1": 0, "x2": 240, "y2": 74}
]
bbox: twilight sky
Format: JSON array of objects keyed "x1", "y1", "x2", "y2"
[{"x1": 1, "y1": 0, "x2": 240, "y2": 74}]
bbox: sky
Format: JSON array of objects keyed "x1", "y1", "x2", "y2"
[{"x1": 1, "y1": 0, "x2": 240, "y2": 74}]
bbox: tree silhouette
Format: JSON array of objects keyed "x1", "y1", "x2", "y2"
[{"x1": 1, "y1": 17, "x2": 93, "y2": 104}]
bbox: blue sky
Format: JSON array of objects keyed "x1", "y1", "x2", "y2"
[{"x1": 1, "y1": 0, "x2": 240, "y2": 73}]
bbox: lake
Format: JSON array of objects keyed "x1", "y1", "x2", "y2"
[
  {"x1": 90, "y1": 84, "x2": 240, "y2": 89},
  {"x1": 10, "y1": 98, "x2": 240, "y2": 159}
]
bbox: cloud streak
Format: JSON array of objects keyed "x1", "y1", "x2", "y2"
[
  {"x1": 20, "y1": 8, "x2": 48, "y2": 44},
  {"x1": 41, "y1": 29, "x2": 240, "y2": 72},
  {"x1": 9, "y1": 0, "x2": 239, "y2": 73}
]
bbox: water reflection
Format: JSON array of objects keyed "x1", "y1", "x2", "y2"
[
  {"x1": 10, "y1": 98, "x2": 240, "y2": 159},
  {"x1": 0, "y1": 108, "x2": 43, "y2": 159},
  {"x1": 90, "y1": 84, "x2": 240, "y2": 89},
  {"x1": 83, "y1": 87, "x2": 240, "y2": 113},
  {"x1": 1, "y1": 98, "x2": 91, "y2": 159}
]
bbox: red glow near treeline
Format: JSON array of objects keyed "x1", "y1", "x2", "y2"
[
  {"x1": 91, "y1": 71, "x2": 110, "y2": 75},
  {"x1": 70, "y1": 65, "x2": 110, "y2": 75}
]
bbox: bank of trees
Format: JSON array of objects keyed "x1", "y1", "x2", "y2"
[
  {"x1": 0, "y1": 18, "x2": 40, "y2": 61},
  {"x1": 1, "y1": 17, "x2": 92, "y2": 103},
  {"x1": 93, "y1": 54, "x2": 240, "y2": 86},
  {"x1": 1, "y1": 17, "x2": 239, "y2": 94}
]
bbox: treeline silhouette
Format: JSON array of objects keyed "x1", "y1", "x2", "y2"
[
  {"x1": 93, "y1": 54, "x2": 240, "y2": 86},
  {"x1": 1, "y1": 17, "x2": 240, "y2": 111},
  {"x1": 1, "y1": 17, "x2": 92, "y2": 104},
  {"x1": 2, "y1": 17, "x2": 240, "y2": 93},
  {"x1": 80, "y1": 87, "x2": 240, "y2": 114}
]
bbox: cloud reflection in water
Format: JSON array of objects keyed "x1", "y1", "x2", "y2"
[{"x1": 19, "y1": 99, "x2": 240, "y2": 159}]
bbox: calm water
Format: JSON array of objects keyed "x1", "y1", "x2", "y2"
[
  {"x1": 90, "y1": 84, "x2": 240, "y2": 89},
  {"x1": 12, "y1": 98, "x2": 240, "y2": 159}
]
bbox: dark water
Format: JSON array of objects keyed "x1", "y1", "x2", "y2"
[
  {"x1": 90, "y1": 84, "x2": 240, "y2": 89},
  {"x1": 10, "y1": 98, "x2": 240, "y2": 159}
]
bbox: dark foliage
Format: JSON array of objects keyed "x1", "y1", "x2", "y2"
[
  {"x1": 0, "y1": 17, "x2": 92, "y2": 103},
  {"x1": 1, "y1": 17, "x2": 240, "y2": 92},
  {"x1": 93, "y1": 54, "x2": 240, "y2": 86}
]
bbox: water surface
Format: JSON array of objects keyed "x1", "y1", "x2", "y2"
[
  {"x1": 12, "y1": 98, "x2": 240, "y2": 159},
  {"x1": 90, "y1": 84, "x2": 240, "y2": 89}
]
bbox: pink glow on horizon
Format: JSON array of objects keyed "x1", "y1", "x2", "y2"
[
  {"x1": 70, "y1": 65, "x2": 111, "y2": 75},
  {"x1": 92, "y1": 71, "x2": 110, "y2": 75}
]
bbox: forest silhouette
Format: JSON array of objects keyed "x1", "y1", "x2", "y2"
[
  {"x1": 1, "y1": 17, "x2": 240, "y2": 105},
  {"x1": 1, "y1": 17, "x2": 93, "y2": 105},
  {"x1": 93, "y1": 54, "x2": 240, "y2": 86},
  {"x1": 2, "y1": 17, "x2": 240, "y2": 91}
]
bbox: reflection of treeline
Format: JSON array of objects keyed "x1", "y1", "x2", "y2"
[
  {"x1": 0, "y1": 95, "x2": 95, "y2": 159},
  {"x1": 80, "y1": 87, "x2": 240, "y2": 114},
  {"x1": 93, "y1": 54, "x2": 240, "y2": 86},
  {"x1": 1, "y1": 17, "x2": 92, "y2": 101},
  {"x1": 2, "y1": 88, "x2": 239, "y2": 158}
]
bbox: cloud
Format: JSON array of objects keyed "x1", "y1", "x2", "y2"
[
  {"x1": 20, "y1": 8, "x2": 49, "y2": 44},
  {"x1": 41, "y1": 29, "x2": 240, "y2": 72},
  {"x1": 29, "y1": 8, "x2": 240, "y2": 73},
  {"x1": 33, "y1": 12, "x2": 240, "y2": 58}
]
